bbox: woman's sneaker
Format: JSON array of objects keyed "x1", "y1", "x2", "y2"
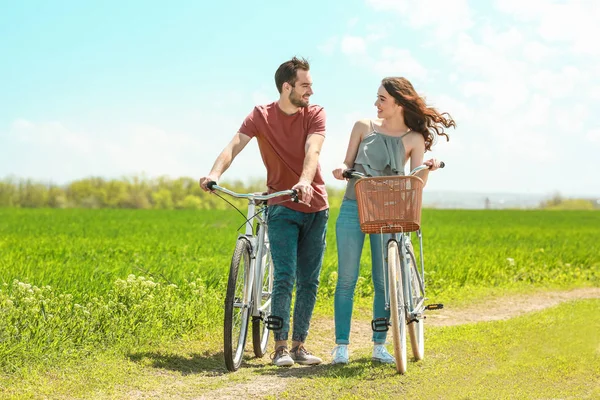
[
  {"x1": 331, "y1": 345, "x2": 349, "y2": 364},
  {"x1": 271, "y1": 346, "x2": 294, "y2": 367},
  {"x1": 372, "y1": 344, "x2": 395, "y2": 364},
  {"x1": 289, "y1": 345, "x2": 322, "y2": 365}
]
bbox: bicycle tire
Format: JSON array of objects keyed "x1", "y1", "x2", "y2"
[
  {"x1": 406, "y1": 245, "x2": 425, "y2": 361},
  {"x1": 388, "y1": 240, "x2": 407, "y2": 374},
  {"x1": 224, "y1": 238, "x2": 252, "y2": 372},
  {"x1": 252, "y1": 243, "x2": 273, "y2": 357}
]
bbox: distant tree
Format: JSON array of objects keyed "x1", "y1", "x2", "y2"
[{"x1": 539, "y1": 192, "x2": 595, "y2": 210}]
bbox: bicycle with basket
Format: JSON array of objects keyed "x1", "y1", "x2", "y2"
[{"x1": 342, "y1": 162, "x2": 445, "y2": 374}]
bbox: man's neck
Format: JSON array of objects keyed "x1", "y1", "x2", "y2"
[{"x1": 277, "y1": 99, "x2": 300, "y2": 115}]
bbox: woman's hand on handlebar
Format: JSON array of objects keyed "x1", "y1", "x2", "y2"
[
  {"x1": 332, "y1": 163, "x2": 349, "y2": 180},
  {"x1": 423, "y1": 158, "x2": 444, "y2": 171}
]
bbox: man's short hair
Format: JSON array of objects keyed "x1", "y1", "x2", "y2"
[{"x1": 274, "y1": 57, "x2": 310, "y2": 93}]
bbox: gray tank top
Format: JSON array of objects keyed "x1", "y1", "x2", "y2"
[{"x1": 344, "y1": 120, "x2": 412, "y2": 200}]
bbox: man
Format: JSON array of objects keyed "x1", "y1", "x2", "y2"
[{"x1": 199, "y1": 57, "x2": 329, "y2": 367}]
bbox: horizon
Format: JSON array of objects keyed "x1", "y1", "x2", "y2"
[
  {"x1": 2, "y1": 172, "x2": 598, "y2": 201},
  {"x1": 2, "y1": 1, "x2": 599, "y2": 197}
]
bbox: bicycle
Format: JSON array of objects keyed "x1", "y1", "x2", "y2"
[
  {"x1": 342, "y1": 163, "x2": 444, "y2": 374},
  {"x1": 206, "y1": 181, "x2": 298, "y2": 372}
]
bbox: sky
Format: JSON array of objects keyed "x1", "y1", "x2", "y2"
[{"x1": 1, "y1": 0, "x2": 599, "y2": 197}]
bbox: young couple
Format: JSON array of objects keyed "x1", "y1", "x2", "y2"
[{"x1": 199, "y1": 57, "x2": 455, "y2": 367}]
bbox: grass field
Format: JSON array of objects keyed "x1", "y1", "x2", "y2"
[{"x1": 1, "y1": 207, "x2": 599, "y2": 398}]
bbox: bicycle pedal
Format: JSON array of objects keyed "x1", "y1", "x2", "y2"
[
  {"x1": 425, "y1": 303, "x2": 444, "y2": 310},
  {"x1": 265, "y1": 315, "x2": 283, "y2": 330},
  {"x1": 371, "y1": 317, "x2": 389, "y2": 332}
]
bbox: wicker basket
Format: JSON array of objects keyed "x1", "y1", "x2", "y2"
[{"x1": 354, "y1": 175, "x2": 424, "y2": 234}]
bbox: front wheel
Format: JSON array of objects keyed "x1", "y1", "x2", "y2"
[
  {"x1": 406, "y1": 246, "x2": 424, "y2": 360},
  {"x1": 224, "y1": 238, "x2": 252, "y2": 372},
  {"x1": 388, "y1": 240, "x2": 407, "y2": 374},
  {"x1": 252, "y1": 245, "x2": 273, "y2": 357}
]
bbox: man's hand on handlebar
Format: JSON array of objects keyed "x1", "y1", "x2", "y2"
[{"x1": 199, "y1": 175, "x2": 219, "y2": 192}]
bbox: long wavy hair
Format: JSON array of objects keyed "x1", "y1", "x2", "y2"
[{"x1": 382, "y1": 77, "x2": 455, "y2": 151}]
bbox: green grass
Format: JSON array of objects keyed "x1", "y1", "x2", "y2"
[
  {"x1": 1, "y1": 299, "x2": 598, "y2": 399},
  {"x1": 0, "y1": 208, "x2": 598, "y2": 377}
]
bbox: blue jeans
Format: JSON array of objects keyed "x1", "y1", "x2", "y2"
[
  {"x1": 334, "y1": 199, "x2": 390, "y2": 345},
  {"x1": 267, "y1": 205, "x2": 329, "y2": 342}
]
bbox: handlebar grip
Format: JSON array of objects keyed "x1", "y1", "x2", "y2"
[
  {"x1": 291, "y1": 189, "x2": 300, "y2": 203},
  {"x1": 342, "y1": 169, "x2": 355, "y2": 179},
  {"x1": 207, "y1": 181, "x2": 217, "y2": 190},
  {"x1": 439, "y1": 161, "x2": 445, "y2": 168}
]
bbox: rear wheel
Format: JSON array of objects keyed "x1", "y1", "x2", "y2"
[
  {"x1": 388, "y1": 240, "x2": 407, "y2": 374},
  {"x1": 252, "y1": 244, "x2": 273, "y2": 357},
  {"x1": 406, "y1": 245, "x2": 425, "y2": 360},
  {"x1": 224, "y1": 238, "x2": 252, "y2": 371}
]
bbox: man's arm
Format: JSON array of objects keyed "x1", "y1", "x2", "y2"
[
  {"x1": 199, "y1": 132, "x2": 252, "y2": 191},
  {"x1": 293, "y1": 132, "x2": 325, "y2": 204}
]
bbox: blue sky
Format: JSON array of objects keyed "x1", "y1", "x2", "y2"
[{"x1": 1, "y1": 0, "x2": 599, "y2": 196}]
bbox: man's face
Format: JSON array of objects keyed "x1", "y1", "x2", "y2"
[{"x1": 288, "y1": 70, "x2": 313, "y2": 107}]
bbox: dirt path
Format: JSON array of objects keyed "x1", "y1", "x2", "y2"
[
  {"x1": 194, "y1": 288, "x2": 600, "y2": 400},
  {"x1": 425, "y1": 287, "x2": 600, "y2": 326}
]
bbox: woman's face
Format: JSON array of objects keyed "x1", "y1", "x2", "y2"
[{"x1": 374, "y1": 85, "x2": 402, "y2": 119}]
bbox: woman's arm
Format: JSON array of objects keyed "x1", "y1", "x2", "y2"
[{"x1": 332, "y1": 120, "x2": 369, "y2": 180}]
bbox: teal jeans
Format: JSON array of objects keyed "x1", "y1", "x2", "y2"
[
  {"x1": 334, "y1": 199, "x2": 390, "y2": 345},
  {"x1": 267, "y1": 205, "x2": 328, "y2": 342}
]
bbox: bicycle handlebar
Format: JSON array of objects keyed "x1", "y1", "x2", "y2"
[
  {"x1": 206, "y1": 181, "x2": 299, "y2": 203},
  {"x1": 342, "y1": 162, "x2": 445, "y2": 180}
]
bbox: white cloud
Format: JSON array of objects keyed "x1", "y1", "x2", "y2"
[
  {"x1": 251, "y1": 90, "x2": 271, "y2": 106},
  {"x1": 493, "y1": 0, "x2": 557, "y2": 20},
  {"x1": 11, "y1": 119, "x2": 34, "y2": 130},
  {"x1": 11, "y1": 119, "x2": 93, "y2": 153},
  {"x1": 373, "y1": 47, "x2": 429, "y2": 81},
  {"x1": 341, "y1": 36, "x2": 366, "y2": 55},
  {"x1": 366, "y1": 0, "x2": 474, "y2": 38},
  {"x1": 587, "y1": 128, "x2": 600, "y2": 144},
  {"x1": 496, "y1": 0, "x2": 600, "y2": 57},
  {"x1": 522, "y1": 41, "x2": 558, "y2": 63},
  {"x1": 556, "y1": 103, "x2": 589, "y2": 133},
  {"x1": 317, "y1": 36, "x2": 338, "y2": 55},
  {"x1": 529, "y1": 66, "x2": 584, "y2": 99}
]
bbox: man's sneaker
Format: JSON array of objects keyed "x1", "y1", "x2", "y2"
[
  {"x1": 331, "y1": 345, "x2": 349, "y2": 365},
  {"x1": 271, "y1": 346, "x2": 294, "y2": 367},
  {"x1": 372, "y1": 344, "x2": 395, "y2": 364},
  {"x1": 290, "y1": 345, "x2": 322, "y2": 365}
]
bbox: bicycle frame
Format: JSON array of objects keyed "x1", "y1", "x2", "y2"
[
  {"x1": 343, "y1": 164, "x2": 437, "y2": 322},
  {"x1": 240, "y1": 199, "x2": 270, "y2": 320},
  {"x1": 381, "y1": 231, "x2": 425, "y2": 321},
  {"x1": 206, "y1": 182, "x2": 297, "y2": 320}
]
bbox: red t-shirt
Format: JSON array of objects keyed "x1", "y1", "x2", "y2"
[{"x1": 238, "y1": 102, "x2": 329, "y2": 213}]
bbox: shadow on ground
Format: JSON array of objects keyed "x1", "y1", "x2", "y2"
[
  {"x1": 127, "y1": 350, "x2": 227, "y2": 375},
  {"x1": 253, "y1": 356, "x2": 401, "y2": 379}
]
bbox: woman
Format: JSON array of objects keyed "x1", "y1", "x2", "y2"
[{"x1": 331, "y1": 77, "x2": 455, "y2": 364}]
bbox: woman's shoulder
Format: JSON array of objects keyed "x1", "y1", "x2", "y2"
[
  {"x1": 352, "y1": 119, "x2": 374, "y2": 137},
  {"x1": 404, "y1": 130, "x2": 426, "y2": 152},
  {"x1": 353, "y1": 118, "x2": 372, "y2": 129}
]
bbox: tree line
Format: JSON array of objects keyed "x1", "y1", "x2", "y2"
[{"x1": 0, "y1": 176, "x2": 345, "y2": 210}]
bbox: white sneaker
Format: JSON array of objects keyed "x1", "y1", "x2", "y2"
[
  {"x1": 331, "y1": 345, "x2": 349, "y2": 364},
  {"x1": 271, "y1": 346, "x2": 294, "y2": 367},
  {"x1": 372, "y1": 344, "x2": 395, "y2": 364}
]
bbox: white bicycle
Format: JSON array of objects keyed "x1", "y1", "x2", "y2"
[
  {"x1": 342, "y1": 163, "x2": 445, "y2": 373},
  {"x1": 206, "y1": 181, "x2": 298, "y2": 371}
]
